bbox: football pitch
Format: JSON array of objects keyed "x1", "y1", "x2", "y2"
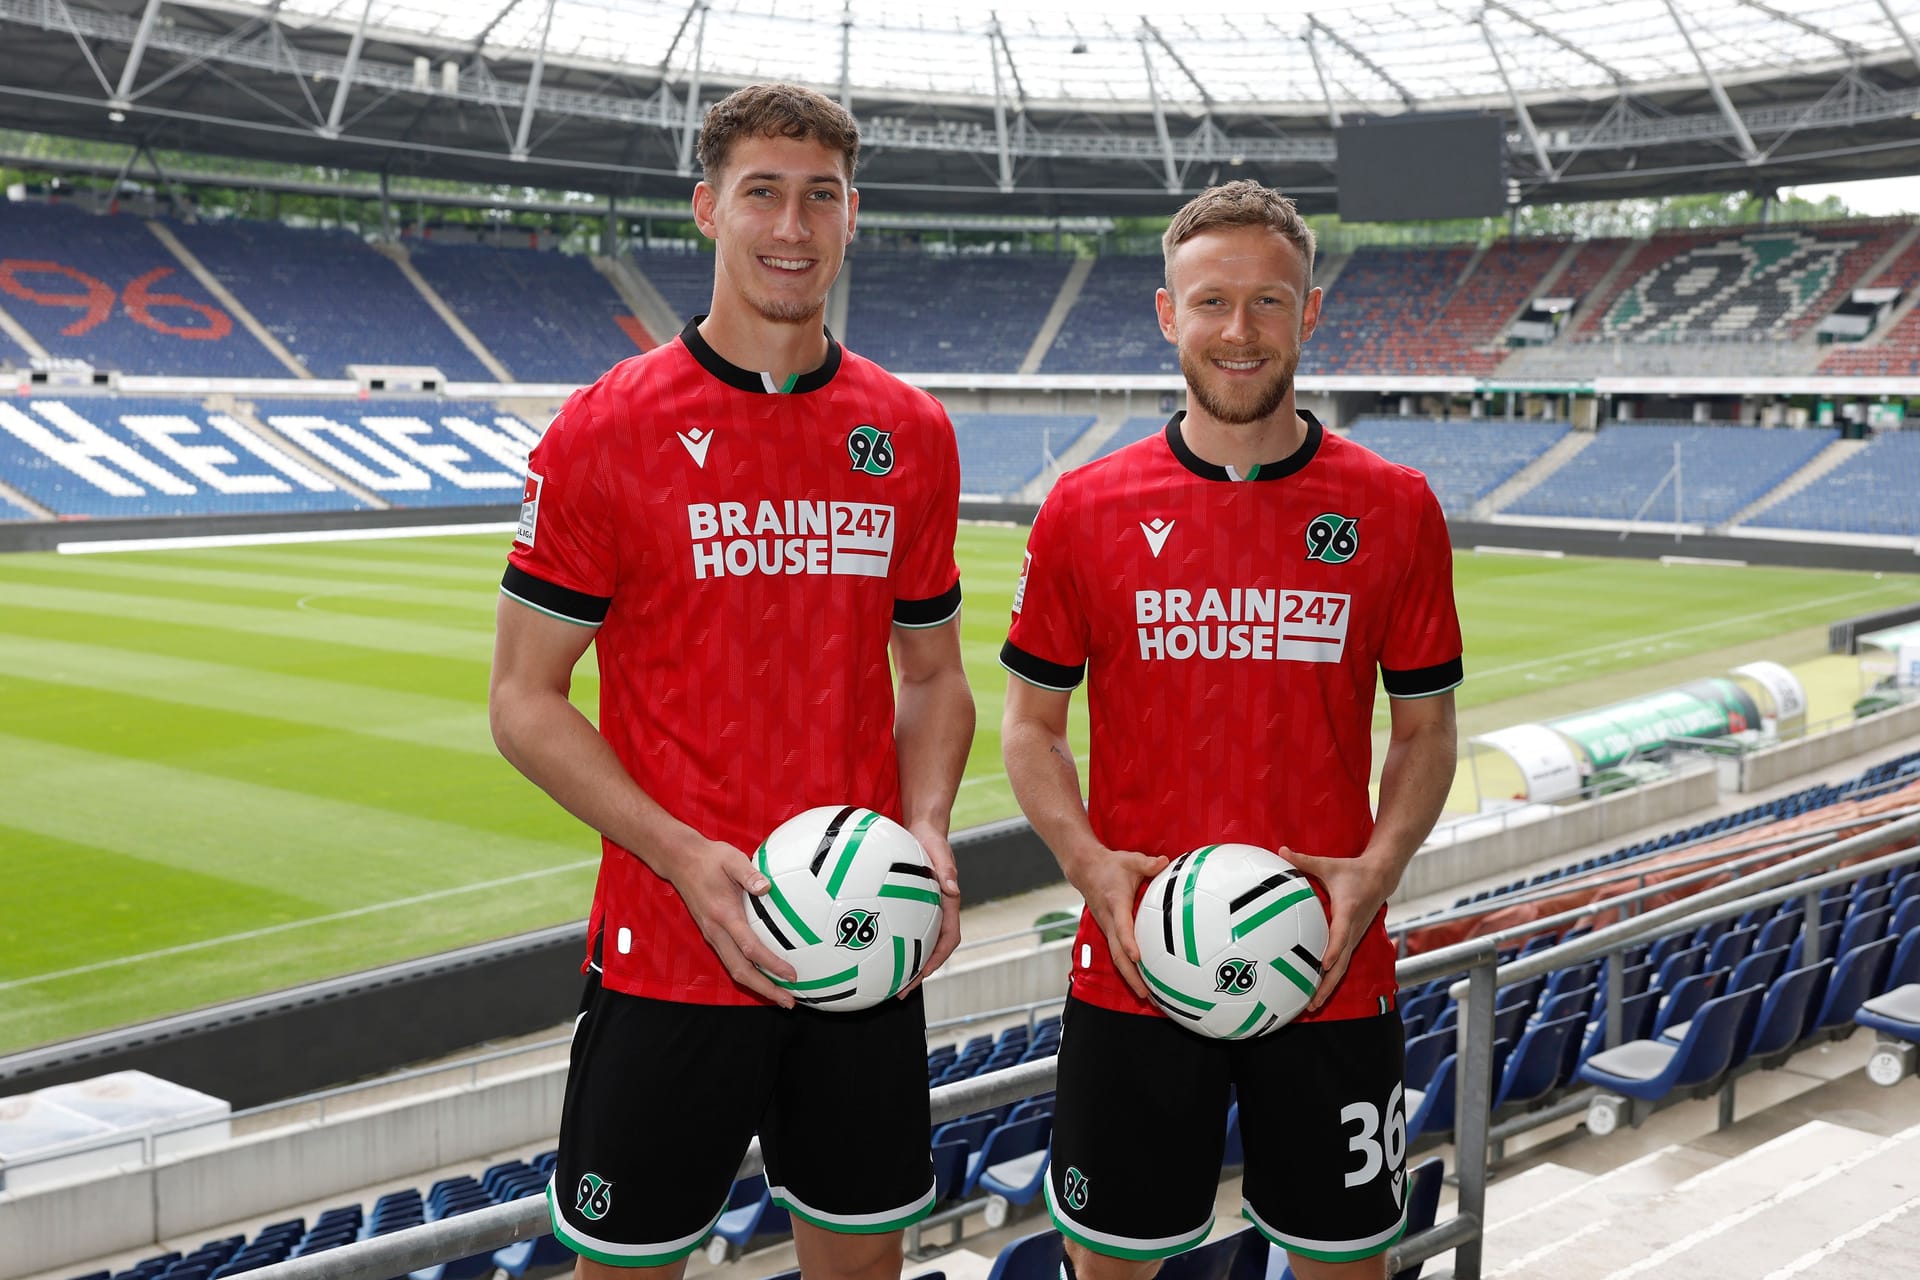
[{"x1": 0, "y1": 525, "x2": 1914, "y2": 1054}]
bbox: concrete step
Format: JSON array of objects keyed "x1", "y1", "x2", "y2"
[
  {"x1": 1484, "y1": 1120, "x2": 1884, "y2": 1280},
  {"x1": 1759, "y1": 1192, "x2": 1920, "y2": 1279},
  {"x1": 1480, "y1": 1144, "x2": 1718, "y2": 1275},
  {"x1": 1638, "y1": 1120, "x2": 1920, "y2": 1279}
]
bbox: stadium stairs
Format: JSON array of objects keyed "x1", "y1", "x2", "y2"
[
  {"x1": 366, "y1": 243, "x2": 513, "y2": 383},
  {"x1": 590, "y1": 255, "x2": 674, "y2": 346},
  {"x1": 1472, "y1": 430, "x2": 1592, "y2": 518},
  {"x1": 1016, "y1": 257, "x2": 1093, "y2": 376},
  {"x1": 1721, "y1": 438, "x2": 1870, "y2": 529},
  {"x1": 141, "y1": 223, "x2": 309, "y2": 379}
]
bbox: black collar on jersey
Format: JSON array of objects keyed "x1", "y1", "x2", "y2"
[
  {"x1": 1164, "y1": 408, "x2": 1324, "y2": 482},
  {"x1": 680, "y1": 315, "x2": 843, "y2": 395}
]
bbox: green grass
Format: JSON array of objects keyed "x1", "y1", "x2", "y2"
[{"x1": 0, "y1": 528, "x2": 1914, "y2": 1053}]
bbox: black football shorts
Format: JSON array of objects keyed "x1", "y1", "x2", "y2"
[
  {"x1": 546, "y1": 974, "x2": 936, "y2": 1266},
  {"x1": 1045, "y1": 996, "x2": 1408, "y2": 1266}
]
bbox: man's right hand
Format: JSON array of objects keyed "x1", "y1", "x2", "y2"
[
  {"x1": 657, "y1": 838, "x2": 800, "y2": 1009},
  {"x1": 1070, "y1": 847, "x2": 1171, "y2": 1001}
]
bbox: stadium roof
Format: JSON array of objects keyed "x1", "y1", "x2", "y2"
[{"x1": 2, "y1": 0, "x2": 1919, "y2": 215}]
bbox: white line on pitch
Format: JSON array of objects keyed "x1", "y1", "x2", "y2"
[
  {"x1": 56, "y1": 522, "x2": 517, "y2": 555},
  {"x1": 0, "y1": 857, "x2": 597, "y2": 992}
]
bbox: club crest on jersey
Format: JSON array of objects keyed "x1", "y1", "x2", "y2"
[
  {"x1": 677, "y1": 427, "x2": 714, "y2": 468},
  {"x1": 1140, "y1": 518, "x2": 1175, "y2": 558},
  {"x1": 847, "y1": 425, "x2": 894, "y2": 475},
  {"x1": 1305, "y1": 512, "x2": 1358, "y2": 564}
]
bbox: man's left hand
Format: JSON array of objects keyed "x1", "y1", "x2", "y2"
[
  {"x1": 1276, "y1": 847, "x2": 1395, "y2": 1015},
  {"x1": 901, "y1": 824, "x2": 961, "y2": 995}
]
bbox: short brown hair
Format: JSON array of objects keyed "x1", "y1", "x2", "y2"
[
  {"x1": 1162, "y1": 180, "x2": 1315, "y2": 288},
  {"x1": 697, "y1": 83, "x2": 860, "y2": 184}
]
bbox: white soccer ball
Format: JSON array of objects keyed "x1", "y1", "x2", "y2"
[
  {"x1": 1134, "y1": 843, "x2": 1329, "y2": 1040},
  {"x1": 744, "y1": 805, "x2": 943, "y2": 1010}
]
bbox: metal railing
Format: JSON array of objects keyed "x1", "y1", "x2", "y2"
[{"x1": 87, "y1": 808, "x2": 1920, "y2": 1280}]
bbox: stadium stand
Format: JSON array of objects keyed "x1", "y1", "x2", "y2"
[
  {"x1": 950, "y1": 413, "x2": 1095, "y2": 497},
  {"x1": 402, "y1": 241, "x2": 643, "y2": 383},
  {"x1": 1569, "y1": 230, "x2": 1724, "y2": 339},
  {"x1": 0, "y1": 396, "x2": 367, "y2": 517},
  {"x1": 1080, "y1": 414, "x2": 1166, "y2": 464},
  {"x1": 1550, "y1": 238, "x2": 1633, "y2": 328},
  {"x1": 846, "y1": 252, "x2": 1074, "y2": 373},
  {"x1": 1499, "y1": 422, "x2": 1837, "y2": 525},
  {"x1": 1578, "y1": 224, "x2": 1899, "y2": 343},
  {"x1": 1302, "y1": 245, "x2": 1473, "y2": 374},
  {"x1": 0, "y1": 204, "x2": 284, "y2": 376},
  {"x1": 54, "y1": 1153, "x2": 556, "y2": 1278},
  {"x1": 0, "y1": 491, "x2": 38, "y2": 521},
  {"x1": 1420, "y1": 239, "x2": 1567, "y2": 372},
  {"x1": 246, "y1": 398, "x2": 536, "y2": 507},
  {"x1": 1345, "y1": 417, "x2": 1570, "y2": 513},
  {"x1": 164, "y1": 219, "x2": 490, "y2": 380},
  {"x1": 1819, "y1": 232, "x2": 1920, "y2": 375},
  {"x1": 629, "y1": 246, "x2": 717, "y2": 325},
  {"x1": 1742, "y1": 428, "x2": 1920, "y2": 536},
  {"x1": 1038, "y1": 256, "x2": 1174, "y2": 374}
]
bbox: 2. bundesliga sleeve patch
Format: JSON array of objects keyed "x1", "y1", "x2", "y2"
[{"x1": 515, "y1": 470, "x2": 542, "y2": 547}]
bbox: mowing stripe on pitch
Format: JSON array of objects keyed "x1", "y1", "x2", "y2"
[{"x1": 0, "y1": 857, "x2": 598, "y2": 993}]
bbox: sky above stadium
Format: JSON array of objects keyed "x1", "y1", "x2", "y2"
[{"x1": 1790, "y1": 176, "x2": 1920, "y2": 216}]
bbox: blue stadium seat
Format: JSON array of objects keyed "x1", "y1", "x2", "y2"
[
  {"x1": 1492, "y1": 1013, "x2": 1587, "y2": 1114},
  {"x1": 167, "y1": 217, "x2": 489, "y2": 379},
  {"x1": 983, "y1": 1229, "x2": 1064, "y2": 1280},
  {"x1": 1505, "y1": 423, "x2": 1838, "y2": 524},
  {"x1": 960, "y1": 1115, "x2": 1052, "y2": 1199},
  {"x1": 846, "y1": 251, "x2": 1074, "y2": 373},
  {"x1": 1346, "y1": 419, "x2": 1569, "y2": 513},
  {"x1": 1577, "y1": 985, "x2": 1762, "y2": 1106},
  {"x1": 406, "y1": 240, "x2": 644, "y2": 382}
]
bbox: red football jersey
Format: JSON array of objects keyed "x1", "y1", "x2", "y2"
[
  {"x1": 504, "y1": 319, "x2": 962, "y2": 1006},
  {"x1": 1002, "y1": 411, "x2": 1462, "y2": 1022}
]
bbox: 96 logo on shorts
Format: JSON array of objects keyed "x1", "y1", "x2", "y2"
[{"x1": 576, "y1": 1172, "x2": 614, "y2": 1221}]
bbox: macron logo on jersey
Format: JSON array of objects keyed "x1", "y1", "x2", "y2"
[
  {"x1": 1140, "y1": 518, "x2": 1175, "y2": 558},
  {"x1": 687, "y1": 500, "x2": 895, "y2": 580},
  {"x1": 678, "y1": 428, "x2": 713, "y2": 468},
  {"x1": 1134, "y1": 587, "x2": 1351, "y2": 663}
]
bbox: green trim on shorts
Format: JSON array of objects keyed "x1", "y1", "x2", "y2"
[
  {"x1": 1045, "y1": 1174, "x2": 1213, "y2": 1261},
  {"x1": 771, "y1": 1180, "x2": 935, "y2": 1234},
  {"x1": 1242, "y1": 1201, "x2": 1406, "y2": 1263},
  {"x1": 546, "y1": 1178, "x2": 720, "y2": 1267}
]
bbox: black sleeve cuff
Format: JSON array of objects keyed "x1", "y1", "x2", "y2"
[
  {"x1": 1383, "y1": 655, "x2": 1464, "y2": 699},
  {"x1": 894, "y1": 582, "x2": 963, "y2": 629},
  {"x1": 500, "y1": 563, "x2": 612, "y2": 627},
  {"x1": 1000, "y1": 639, "x2": 1086, "y2": 691}
]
